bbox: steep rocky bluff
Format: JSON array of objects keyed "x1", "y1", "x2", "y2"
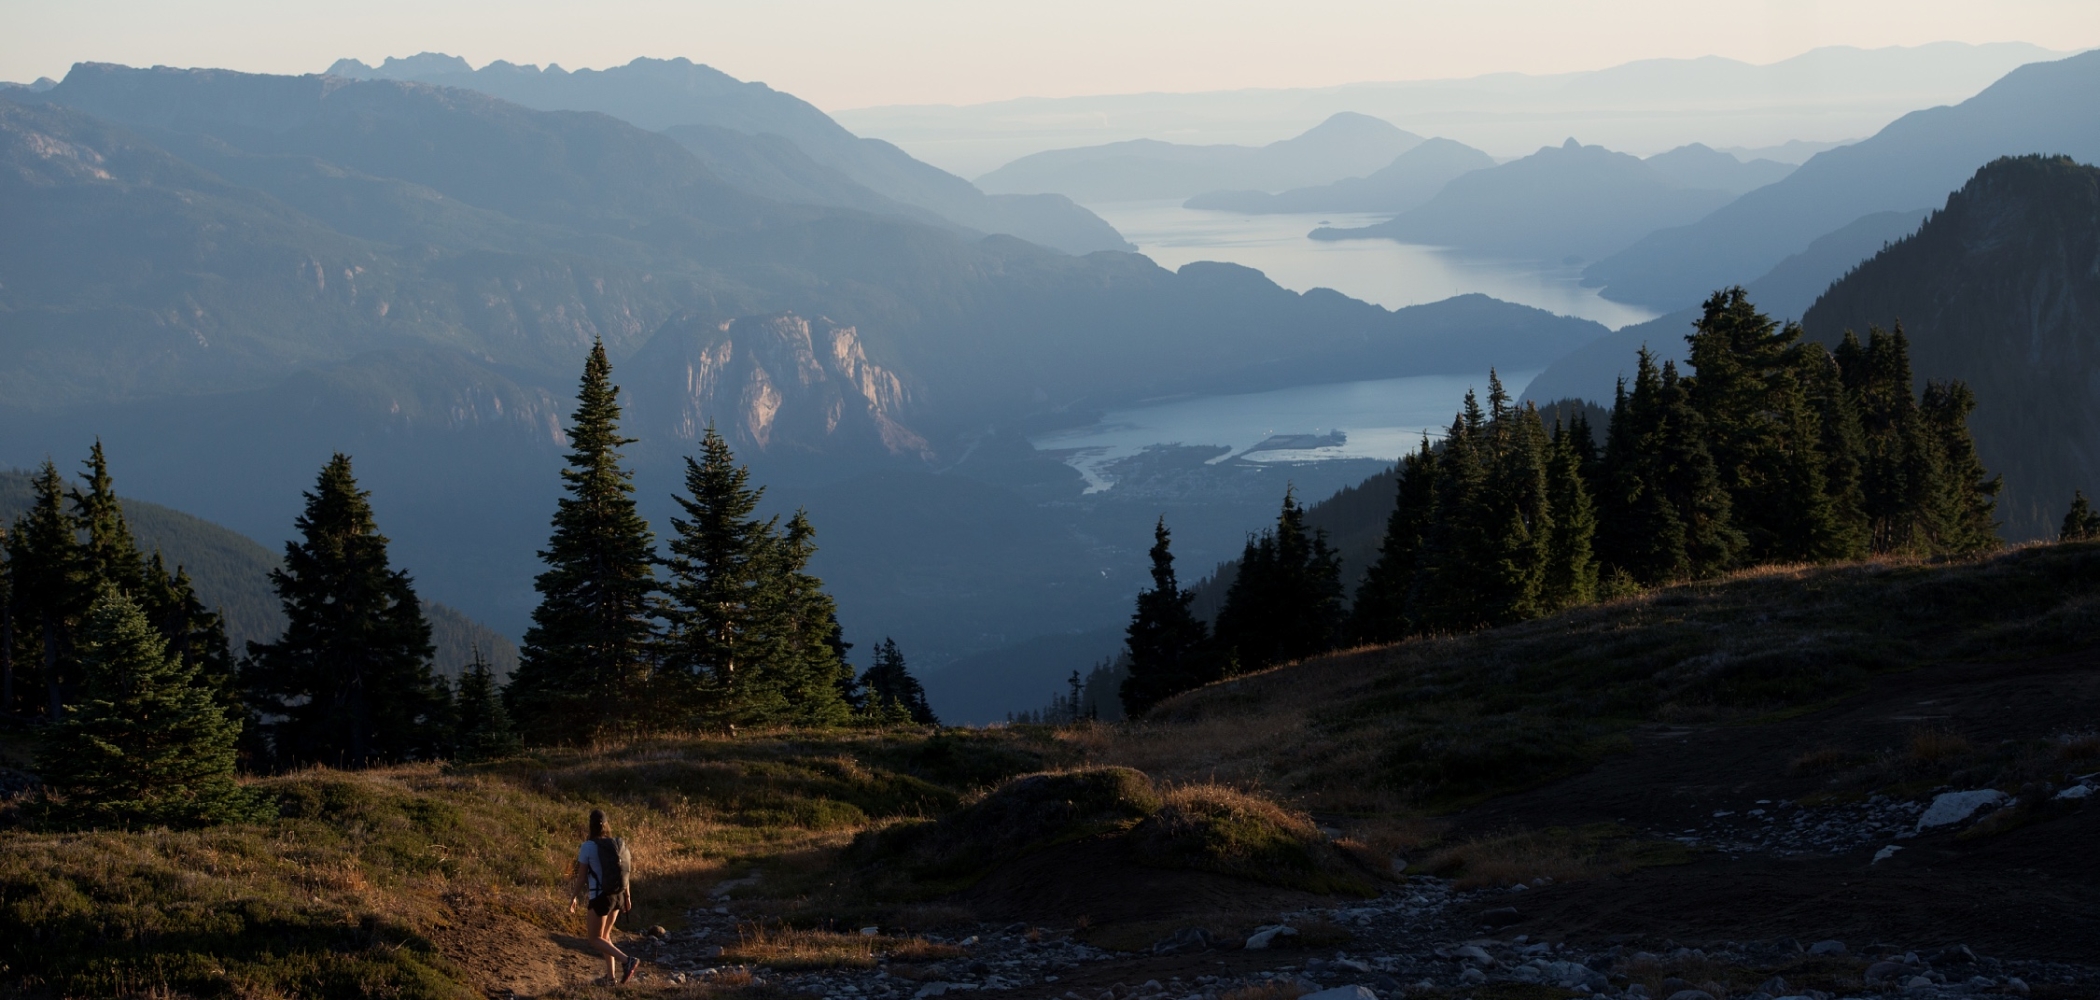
[
  {"x1": 630, "y1": 313, "x2": 931, "y2": 460},
  {"x1": 1805, "y1": 155, "x2": 2100, "y2": 538}
]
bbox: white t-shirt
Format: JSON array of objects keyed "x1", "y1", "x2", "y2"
[{"x1": 577, "y1": 840, "x2": 605, "y2": 896}]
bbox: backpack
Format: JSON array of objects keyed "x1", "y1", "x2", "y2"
[{"x1": 591, "y1": 836, "x2": 634, "y2": 910}]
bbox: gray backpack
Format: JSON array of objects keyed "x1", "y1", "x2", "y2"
[{"x1": 592, "y1": 836, "x2": 633, "y2": 910}]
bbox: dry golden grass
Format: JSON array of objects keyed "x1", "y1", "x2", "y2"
[
  {"x1": 1789, "y1": 746, "x2": 1864, "y2": 776},
  {"x1": 1219, "y1": 981, "x2": 1309, "y2": 1000},
  {"x1": 1420, "y1": 824, "x2": 1696, "y2": 889},
  {"x1": 1908, "y1": 727, "x2": 1975, "y2": 764},
  {"x1": 717, "y1": 923, "x2": 963, "y2": 970}
]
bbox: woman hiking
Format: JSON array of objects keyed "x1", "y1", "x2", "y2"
[{"x1": 569, "y1": 808, "x2": 641, "y2": 985}]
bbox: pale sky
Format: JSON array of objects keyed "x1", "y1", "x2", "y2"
[{"x1": 6, "y1": 0, "x2": 2099, "y2": 110}]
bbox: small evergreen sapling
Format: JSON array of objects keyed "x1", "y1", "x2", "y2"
[
  {"x1": 861, "y1": 638, "x2": 937, "y2": 725},
  {"x1": 2063, "y1": 491, "x2": 2100, "y2": 542},
  {"x1": 38, "y1": 592, "x2": 268, "y2": 828}
]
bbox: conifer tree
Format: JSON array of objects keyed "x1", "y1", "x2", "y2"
[
  {"x1": 1119, "y1": 517, "x2": 1213, "y2": 716},
  {"x1": 0, "y1": 525, "x2": 11, "y2": 718},
  {"x1": 1478, "y1": 401, "x2": 1552, "y2": 623},
  {"x1": 454, "y1": 647, "x2": 522, "y2": 762},
  {"x1": 752, "y1": 512, "x2": 855, "y2": 727},
  {"x1": 1842, "y1": 326, "x2": 1943, "y2": 553},
  {"x1": 1541, "y1": 419, "x2": 1599, "y2": 611},
  {"x1": 1920, "y1": 379, "x2": 2001, "y2": 553},
  {"x1": 1214, "y1": 488, "x2": 1343, "y2": 671},
  {"x1": 1796, "y1": 344, "x2": 1872, "y2": 560},
  {"x1": 8, "y1": 461, "x2": 88, "y2": 721},
  {"x1": 38, "y1": 592, "x2": 266, "y2": 827},
  {"x1": 861, "y1": 638, "x2": 937, "y2": 725},
  {"x1": 1348, "y1": 438, "x2": 1438, "y2": 643},
  {"x1": 661, "y1": 426, "x2": 777, "y2": 721},
  {"x1": 70, "y1": 441, "x2": 146, "y2": 596},
  {"x1": 506, "y1": 342, "x2": 662, "y2": 742},
  {"x1": 1596, "y1": 352, "x2": 1740, "y2": 584},
  {"x1": 244, "y1": 454, "x2": 450, "y2": 769},
  {"x1": 1413, "y1": 396, "x2": 1495, "y2": 630},
  {"x1": 2062, "y1": 491, "x2": 2100, "y2": 541}
]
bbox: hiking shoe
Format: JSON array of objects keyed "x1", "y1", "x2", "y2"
[{"x1": 620, "y1": 956, "x2": 640, "y2": 984}]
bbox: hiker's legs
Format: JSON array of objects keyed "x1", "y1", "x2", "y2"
[{"x1": 589, "y1": 909, "x2": 628, "y2": 979}]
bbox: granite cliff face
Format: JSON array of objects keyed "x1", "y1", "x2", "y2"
[{"x1": 631, "y1": 312, "x2": 930, "y2": 460}]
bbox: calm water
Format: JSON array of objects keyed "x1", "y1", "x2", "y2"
[
  {"x1": 1032, "y1": 371, "x2": 1539, "y2": 492},
  {"x1": 1088, "y1": 200, "x2": 1661, "y2": 330}
]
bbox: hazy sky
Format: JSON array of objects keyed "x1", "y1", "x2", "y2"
[{"x1": 7, "y1": 0, "x2": 2098, "y2": 109}]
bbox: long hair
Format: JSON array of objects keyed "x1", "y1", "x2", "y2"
[{"x1": 589, "y1": 808, "x2": 609, "y2": 840}]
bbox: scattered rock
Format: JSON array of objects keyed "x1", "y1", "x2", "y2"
[
  {"x1": 1665, "y1": 991, "x2": 1716, "y2": 1000},
  {"x1": 646, "y1": 925, "x2": 668, "y2": 939},
  {"x1": 1866, "y1": 960, "x2": 1914, "y2": 982},
  {"x1": 1299, "y1": 987, "x2": 1376, "y2": 1000},
  {"x1": 1904, "y1": 975, "x2": 1934, "y2": 989},
  {"x1": 1151, "y1": 927, "x2": 1211, "y2": 955},
  {"x1": 1243, "y1": 925, "x2": 1298, "y2": 950},
  {"x1": 2009, "y1": 977, "x2": 2031, "y2": 994},
  {"x1": 2055, "y1": 784, "x2": 2093, "y2": 800},
  {"x1": 1479, "y1": 906, "x2": 1523, "y2": 927},
  {"x1": 1807, "y1": 939, "x2": 1847, "y2": 956},
  {"x1": 1916, "y1": 789, "x2": 2008, "y2": 830},
  {"x1": 1389, "y1": 857, "x2": 1409, "y2": 874},
  {"x1": 914, "y1": 984, "x2": 950, "y2": 998},
  {"x1": 1457, "y1": 967, "x2": 1487, "y2": 986},
  {"x1": 861, "y1": 926, "x2": 881, "y2": 936},
  {"x1": 1872, "y1": 844, "x2": 1902, "y2": 864},
  {"x1": 1454, "y1": 944, "x2": 1495, "y2": 966}
]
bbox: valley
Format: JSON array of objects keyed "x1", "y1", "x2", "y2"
[{"x1": 5, "y1": 21, "x2": 2100, "y2": 1000}]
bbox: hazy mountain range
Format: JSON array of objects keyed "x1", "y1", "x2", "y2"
[
  {"x1": 1310, "y1": 139, "x2": 1739, "y2": 262},
  {"x1": 836, "y1": 42, "x2": 2068, "y2": 177},
  {"x1": 324, "y1": 53, "x2": 1132, "y2": 255},
  {"x1": 1182, "y1": 137, "x2": 1495, "y2": 214},
  {"x1": 0, "y1": 62, "x2": 1610, "y2": 713},
  {"x1": 974, "y1": 112, "x2": 1422, "y2": 202},
  {"x1": 1583, "y1": 49, "x2": 2100, "y2": 309}
]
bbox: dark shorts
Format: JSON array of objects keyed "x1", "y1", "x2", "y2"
[
  {"x1": 589, "y1": 893, "x2": 616, "y2": 916},
  {"x1": 588, "y1": 890, "x2": 630, "y2": 916}
]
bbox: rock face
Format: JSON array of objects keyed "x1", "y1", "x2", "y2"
[{"x1": 630, "y1": 311, "x2": 931, "y2": 461}]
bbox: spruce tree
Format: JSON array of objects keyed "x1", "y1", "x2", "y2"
[
  {"x1": 71, "y1": 441, "x2": 146, "y2": 596},
  {"x1": 1213, "y1": 488, "x2": 1343, "y2": 670},
  {"x1": 2062, "y1": 491, "x2": 2100, "y2": 541},
  {"x1": 661, "y1": 426, "x2": 778, "y2": 723},
  {"x1": 1796, "y1": 344, "x2": 1872, "y2": 560},
  {"x1": 38, "y1": 592, "x2": 266, "y2": 827},
  {"x1": 1348, "y1": 438, "x2": 1438, "y2": 643},
  {"x1": 1596, "y1": 352, "x2": 1740, "y2": 584},
  {"x1": 506, "y1": 341, "x2": 662, "y2": 743},
  {"x1": 1478, "y1": 402, "x2": 1552, "y2": 624},
  {"x1": 1656, "y1": 361, "x2": 1744, "y2": 576},
  {"x1": 0, "y1": 524, "x2": 11, "y2": 718},
  {"x1": 1413, "y1": 396, "x2": 1495, "y2": 630},
  {"x1": 454, "y1": 647, "x2": 522, "y2": 762},
  {"x1": 243, "y1": 454, "x2": 450, "y2": 769},
  {"x1": 1120, "y1": 517, "x2": 1214, "y2": 716},
  {"x1": 1542, "y1": 418, "x2": 1599, "y2": 611},
  {"x1": 1920, "y1": 379, "x2": 2002, "y2": 553},
  {"x1": 752, "y1": 512, "x2": 855, "y2": 727},
  {"x1": 1844, "y1": 326, "x2": 1943, "y2": 554},
  {"x1": 8, "y1": 461, "x2": 89, "y2": 721},
  {"x1": 861, "y1": 638, "x2": 937, "y2": 725}
]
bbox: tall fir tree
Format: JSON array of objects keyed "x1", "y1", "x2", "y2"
[
  {"x1": 1119, "y1": 517, "x2": 1214, "y2": 716},
  {"x1": 750, "y1": 511, "x2": 855, "y2": 727},
  {"x1": 1920, "y1": 379, "x2": 2002, "y2": 553},
  {"x1": 71, "y1": 441, "x2": 146, "y2": 597},
  {"x1": 1841, "y1": 326, "x2": 1946, "y2": 554},
  {"x1": 1413, "y1": 395, "x2": 1495, "y2": 631},
  {"x1": 861, "y1": 637, "x2": 937, "y2": 725},
  {"x1": 454, "y1": 647, "x2": 522, "y2": 763},
  {"x1": 2062, "y1": 491, "x2": 2100, "y2": 541},
  {"x1": 38, "y1": 592, "x2": 266, "y2": 827},
  {"x1": 8, "y1": 461, "x2": 89, "y2": 721},
  {"x1": 506, "y1": 341, "x2": 662, "y2": 743},
  {"x1": 1541, "y1": 418, "x2": 1600, "y2": 611},
  {"x1": 1795, "y1": 344, "x2": 1872, "y2": 560},
  {"x1": 1347, "y1": 438, "x2": 1439, "y2": 643},
  {"x1": 1213, "y1": 488, "x2": 1343, "y2": 671},
  {"x1": 1596, "y1": 352, "x2": 1741, "y2": 584},
  {"x1": 1477, "y1": 400, "x2": 1553, "y2": 624},
  {"x1": 0, "y1": 524, "x2": 10, "y2": 718},
  {"x1": 661, "y1": 426, "x2": 778, "y2": 723},
  {"x1": 243, "y1": 454, "x2": 450, "y2": 769}
]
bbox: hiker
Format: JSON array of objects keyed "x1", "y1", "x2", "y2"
[{"x1": 568, "y1": 808, "x2": 640, "y2": 985}]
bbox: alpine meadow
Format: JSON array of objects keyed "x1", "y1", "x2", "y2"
[{"x1": 4, "y1": 13, "x2": 2100, "y2": 1000}]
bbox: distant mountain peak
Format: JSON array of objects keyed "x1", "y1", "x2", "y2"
[{"x1": 1563, "y1": 137, "x2": 1581, "y2": 149}]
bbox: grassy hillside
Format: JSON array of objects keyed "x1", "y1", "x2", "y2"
[
  {"x1": 0, "y1": 469, "x2": 519, "y2": 680},
  {"x1": 1089, "y1": 541, "x2": 2100, "y2": 813}
]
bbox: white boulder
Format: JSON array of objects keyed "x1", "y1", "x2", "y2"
[{"x1": 1915, "y1": 789, "x2": 2007, "y2": 831}]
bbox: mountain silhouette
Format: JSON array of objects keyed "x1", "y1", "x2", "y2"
[
  {"x1": 1583, "y1": 49, "x2": 2100, "y2": 309},
  {"x1": 1183, "y1": 137, "x2": 1494, "y2": 214},
  {"x1": 1310, "y1": 138, "x2": 1733, "y2": 262},
  {"x1": 974, "y1": 113, "x2": 1422, "y2": 202},
  {"x1": 324, "y1": 53, "x2": 1131, "y2": 254}
]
